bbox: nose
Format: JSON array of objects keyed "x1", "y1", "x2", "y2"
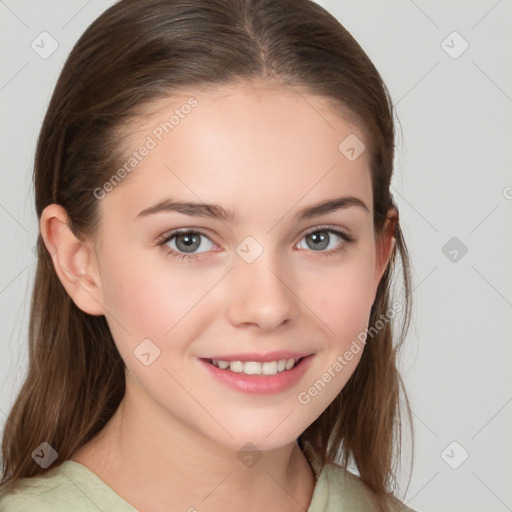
[{"x1": 226, "y1": 251, "x2": 299, "y2": 332}]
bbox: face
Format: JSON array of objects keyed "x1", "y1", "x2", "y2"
[{"x1": 65, "y1": 83, "x2": 394, "y2": 452}]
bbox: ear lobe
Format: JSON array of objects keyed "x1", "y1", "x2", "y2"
[{"x1": 40, "y1": 204, "x2": 105, "y2": 316}]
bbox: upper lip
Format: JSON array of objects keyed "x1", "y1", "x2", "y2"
[{"x1": 201, "y1": 351, "x2": 312, "y2": 363}]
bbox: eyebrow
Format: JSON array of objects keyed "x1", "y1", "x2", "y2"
[{"x1": 135, "y1": 195, "x2": 369, "y2": 223}]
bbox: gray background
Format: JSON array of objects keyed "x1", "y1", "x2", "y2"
[{"x1": 1, "y1": 1, "x2": 511, "y2": 511}]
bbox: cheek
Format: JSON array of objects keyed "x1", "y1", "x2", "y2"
[
  {"x1": 99, "y1": 250, "x2": 221, "y2": 370},
  {"x1": 306, "y1": 252, "x2": 376, "y2": 341},
  {"x1": 103, "y1": 262, "x2": 211, "y2": 336},
  {"x1": 294, "y1": 256, "x2": 375, "y2": 414}
]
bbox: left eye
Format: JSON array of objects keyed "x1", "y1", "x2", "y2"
[{"x1": 296, "y1": 228, "x2": 352, "y2": 252}]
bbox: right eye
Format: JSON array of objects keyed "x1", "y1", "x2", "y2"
[{"x1": 157, "y1": 229, "x2": 217, "y2": 262}]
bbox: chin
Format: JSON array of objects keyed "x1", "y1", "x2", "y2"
[{"x1": 214, "y1": 420, "x2": 307, "y2": 453}]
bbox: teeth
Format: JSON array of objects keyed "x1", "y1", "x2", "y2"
[
  {"x1": 229, "y1": 361, "x2": 244, "y2": 373},
  {"x1": 262, "y1": 361, "x2": 278, "y2": 375},
  {"x1": 210, "y1": 358, "x2": 300, "y2": 375},
  {"x1": 243, "y1": 361, "x2": 261, "y2": 374}
]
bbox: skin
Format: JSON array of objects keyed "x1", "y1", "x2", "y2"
[{"x1": 41, "y1": 82, "x2": 396, "y2": 512}]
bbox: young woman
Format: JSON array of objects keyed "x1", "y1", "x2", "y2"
[{"x1": 0, "y1": 1, "x2": 415, "y2": 511}]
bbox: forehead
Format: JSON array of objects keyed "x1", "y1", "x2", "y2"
[{"x1": 100, "y1": 83, "x2": 373, "y2": 224}]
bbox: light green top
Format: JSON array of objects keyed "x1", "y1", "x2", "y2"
[{"x1": 0, "y1": 460, "x2": 416, "y2": 511}]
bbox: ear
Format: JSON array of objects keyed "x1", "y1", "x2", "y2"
[
  {"x1": 372, "y1": 208, "x2": 398, "y2": 303},
  {"x1": 40, "y1": 204, "x2": 105, "y2": 316}
]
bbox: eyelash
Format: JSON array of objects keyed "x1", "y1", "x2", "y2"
[{"x1": 156, "y1": 225, "x2": 355, "y2": 263}]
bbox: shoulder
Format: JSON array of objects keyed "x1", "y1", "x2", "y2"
[
  {"x1": 311, "y1": 462, "x2": 418, "y2": 512},
  {"x1": 0, "y1": 463, "x2": 84, "y2": 512},
  {"x1": 0, "y1": 461, "x2": 135, "y2": 512}
]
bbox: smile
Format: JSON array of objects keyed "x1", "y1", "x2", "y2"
[{"x1": 209, "y1": 358, "x2": 301, "y2": 375}]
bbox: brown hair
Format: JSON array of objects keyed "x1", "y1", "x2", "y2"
[{"x1": 0, "y1": 0, "x2": 413, "y2": 509}]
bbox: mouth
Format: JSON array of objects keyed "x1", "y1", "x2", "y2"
[
  {"x1": 206, "y1": 357, "x2": 304, "y2": 376},
  {"x1": 199, "y1": 354, "x2": 314, "y2": 394}
]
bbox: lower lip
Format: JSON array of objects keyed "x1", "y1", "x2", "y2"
[{"x1": 199, "y1": 356, "x2": 314, "y2": 395}]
